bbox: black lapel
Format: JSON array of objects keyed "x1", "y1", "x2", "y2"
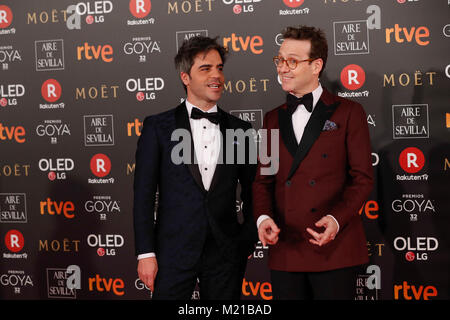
[
  {"x1": 174, "y1": 103, "x2": 207, "y2": 194},
  {"x1": 278, "y1": 107, "x2": 298, "y2": 158},
  {"x1": 287, "y1": 99, "x2": 340, "y2": 180},
  {"x1": 208, "y1": 107, "x2": 228, "y2": 192}
]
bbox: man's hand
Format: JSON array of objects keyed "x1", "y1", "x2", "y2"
[
  {"x1": 306, "y1": 216, "x2": 339, "y2": 247},
  {"x1": 137, "y1": 257, "x2": 158, "y2": 292},
  {"x1": 258, "y1": 218, "x2": 281, "y2": 247}
]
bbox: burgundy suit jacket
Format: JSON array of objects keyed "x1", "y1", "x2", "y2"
[{"x1": 253, "y1": 88, "x2": 373, "y2": 272}]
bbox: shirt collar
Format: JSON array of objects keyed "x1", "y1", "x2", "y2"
[{"x1": 185, "y1": 99, "x2": 218, "y2": 117}]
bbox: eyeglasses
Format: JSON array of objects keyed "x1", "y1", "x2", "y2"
[{"x1": 273, "y1": 56, "x2": 315, "y2": 70}]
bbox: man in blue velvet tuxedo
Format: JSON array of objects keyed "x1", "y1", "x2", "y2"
[{"x1": 133, "y1": 36, "x2": 258, "y2": 300}]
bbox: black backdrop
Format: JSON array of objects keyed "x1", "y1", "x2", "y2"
[{"x1": 0, "y1": 0, "x2": 449, "y2": 300}]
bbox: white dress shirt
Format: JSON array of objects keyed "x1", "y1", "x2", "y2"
[
  {"x1": 138, "y1": 100, "x2": 221, "y2": 260},
  {"x1": 256, "y1": 84, "x2": 340, "y2": 233}
]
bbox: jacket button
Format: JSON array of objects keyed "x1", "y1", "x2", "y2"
[
  {"x1": 309, "y1": 180, "x2": 316, "y2": 186},
  {"x1": 322, "y1": 153, "x2": 328, "y2": 159},
  {"x1": 311, "y1": 208, "x2": 317, "y2": 213},
  {"x1": 286, "y1": 180, "x2": 291, "y2": 186}
]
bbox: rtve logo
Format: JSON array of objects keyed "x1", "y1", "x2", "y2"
[
  {"x1": 40, "y1": 198, "x2": 75, "y2": 219},
  {"x1": 76, "y1": 42, "x2": 113, "y2": 62},
  {"x1": 130, "y1": 0, "x2": 151, "y2": 18},
  {"x1": 340, "y1": 64, "x2": 366, "y2": 90},
  {"x1": 399, "y1": 147, "x2": 425, "y2": 173},
  {"x1": 0, "y1": 5, "x2": 12, "y2": 28},
  {"x1": 222, "y1": 33, "x2": 263, "y2": 54},
  {"x1": 394, "y1": 281, "x2": 437, "y2": 300},
  {"x1": 242, "y1": 279, "x2": 272, "y2": 300},
  {"x1": 0, "y1": 123, "x2": 26, "y2": 143},
  {"x1": 385, "y1": 24, "x2": 430, "y2": 46},
  {"x1": 88, "y1": 274, "x2": 124, "y2": 296}
]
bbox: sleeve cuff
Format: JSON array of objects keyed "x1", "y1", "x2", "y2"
[
  {"x1": 256, "y1": 215, "x2": 271, "y2": 229},
  {"x1": 326, "y1": 214, "x2": 340, "y2": 234},
  {"x1": 137, "y1": 253, "x2": 156, "y2": 260}
]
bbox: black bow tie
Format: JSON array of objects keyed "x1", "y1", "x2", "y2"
[
  {"x1": 190, "y1": 107, "x2": 221, "y2": 124},
  {"x1": 286, "y1": 92, "x2": 313, "y2": 114}
]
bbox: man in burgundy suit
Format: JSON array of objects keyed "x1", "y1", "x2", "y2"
[{"x1": 253, "y1": 26, "x2": 374, "y2": 300}]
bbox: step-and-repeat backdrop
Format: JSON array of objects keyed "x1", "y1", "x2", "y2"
[{"x1": 1, "y1": 0, "x2": 449, "y2": 300}]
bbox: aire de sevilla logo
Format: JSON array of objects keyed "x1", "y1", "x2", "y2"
[
  {"x1": 399, "y1": 147, "x2": 425, "y2": 173},
  {"x1": 283, "y1": 0, "x2": 304, "y2": 8},
  {"x1": 41, "y1": 79, "x2": 62, "y2": 102},
  {"x1": 341, "y1": 64, "x2": 366, "y2": 90},
  {"x1": 129, "y1": 0, "x2": 151, "y2": 18},
  {"x1": 0, "y1": 5, "x2": 12, "y2": 29}
]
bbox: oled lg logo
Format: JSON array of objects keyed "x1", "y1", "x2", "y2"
[
  {"x1": 0, "y1": 84, "x2": 24, "y2": 108},
  {"x1": 126, "y1": 77, "x2": 165, "y2": 101},
  {"x1": 394, "y1": 236, "x2": 439, "y2": 262},
  {"x1": 87, "y1": 234, "x2": 124, "y2": 256},
  {"x1": 75, "y1": 1, "x2": 113, "y2": 25},
  {"x1": 38, "y1": 158, "x2": 74, "y2": 181},
  {"x1": 223, "y1": 0, "x2": 262, "y2": 14}
]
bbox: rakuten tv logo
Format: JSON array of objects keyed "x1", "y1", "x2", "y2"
[
  {"x1": 399, "y1": 147, "x2": 425, "y2": 173},
  {"x1": 129, "y1": 0, "x2": 151, "y2": 18},
  {"x1": 41, "y1": 79, "x2": 62, "y2": 103},
  {"x1": 341, "y1": 64, "x2": 366, "y2": 90},
  {"x1": 0, "y1": 5, "x2": 13, "y2": 29},
  {"x1": 283, "y1": 0, "x2": 304, "y2": 8},
  {"x1": 5, "y1": 229, "x2": 24, "y2": 253},
  {"x1": 90, "y1": 154, "x2": 111, "y2": 178}
]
